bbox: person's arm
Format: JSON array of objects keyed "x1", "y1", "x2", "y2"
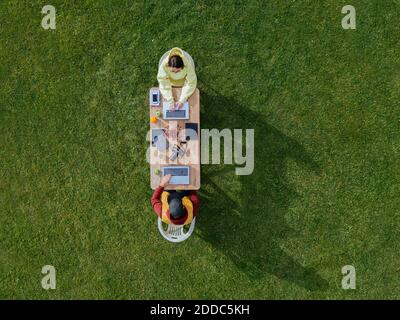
[
  {"x1": 151, "y1": 186, "x2": 164, "y2": 217},
  {"x1": 178, "y1": 64, "x2": 197, "y2": 104},
  {"x1": 188, "y1": 191, "x2": 200, "y2": 216},
  {"x1": 150, "y1": 174, "x2": 172, "y2": 217},
  {"x1": 157, "y1": 63, "x2": 174, "y2": 103}
]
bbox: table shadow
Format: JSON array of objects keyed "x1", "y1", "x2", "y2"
[{"x1": 197, "y1": 86, "x2": 328, "y2": 292}]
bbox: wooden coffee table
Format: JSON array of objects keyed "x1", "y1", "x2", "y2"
[{"x1": 149, "y1": 87, "x2": 200, "y2": 190}]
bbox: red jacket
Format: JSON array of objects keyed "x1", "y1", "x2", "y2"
[{"x1": 151, "y1": 186, "x2": 200, "y2": 224}]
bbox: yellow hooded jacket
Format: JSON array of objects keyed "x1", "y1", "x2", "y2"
[
  {"x1": 157, "y1": 47, "x2": 197, "y2": 104},
  {"x1": 161, "y1": 191, "x2": 194, "y2": 225}
]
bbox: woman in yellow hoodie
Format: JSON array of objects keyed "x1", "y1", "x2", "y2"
[{"x1": 157, "y1": 47, "x2": 197, "y2": 109}]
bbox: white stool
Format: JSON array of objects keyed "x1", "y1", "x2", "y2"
[{"x1": 158, "y1": 217, "x2": 196, "y2": 243}]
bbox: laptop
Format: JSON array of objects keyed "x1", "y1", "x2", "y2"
[
  {"x1": 162, "y1": 166, "x2": 190, "y2": 185},
  {"x1": 163, "y1": 101, "x2": 189, "y2": 120}
]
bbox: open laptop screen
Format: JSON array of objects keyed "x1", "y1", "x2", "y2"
[
  {"x1": 163, "y1": 167, "x2": 189, "y2": 176},
  {"x1": 162, "y1": 166, "x2": 190, "y2": 185}
]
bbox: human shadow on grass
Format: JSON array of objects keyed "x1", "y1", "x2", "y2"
[{"x1": 197, "y1": 87, "x2": 328, "y2": 292}]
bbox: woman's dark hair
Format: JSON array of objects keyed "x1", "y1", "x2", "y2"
[{"x1": 168, "y1": 55, "x2": 184, "y2": 69}]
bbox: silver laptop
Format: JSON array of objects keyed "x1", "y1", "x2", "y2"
[
  {"x1": 162, "y1": 166, "x2": 190, "y2": 185},
  {"x1": 163, "y1": 102, "x2": 189, "y2": 120}
]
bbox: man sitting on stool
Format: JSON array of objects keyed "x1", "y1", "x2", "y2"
[{"x1": 151, "y1": 174, "x2": 200, "y2": 225}]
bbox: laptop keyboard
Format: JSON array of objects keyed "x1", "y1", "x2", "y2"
[{"x1": 166, "y1": 110, "x2": 186, "y2": 118}]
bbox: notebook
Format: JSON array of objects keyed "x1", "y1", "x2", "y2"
[{"x1": 151, "y1": 129, "x2": 168, "y2": 151}]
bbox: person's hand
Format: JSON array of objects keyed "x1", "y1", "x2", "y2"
[
  {"x1": 160, "y1": 174, "x2": 172, "y2": 187},
  {"x1": 175, "y1": 101, "x2": 183, "y2": 109},
  {"x1": 171, "y1": 100, "x2": 178, "y2": 110}
]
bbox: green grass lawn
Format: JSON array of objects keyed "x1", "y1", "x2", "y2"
[{"x1": 1, "y1": 0, "x2": 400, "y2": 299}]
